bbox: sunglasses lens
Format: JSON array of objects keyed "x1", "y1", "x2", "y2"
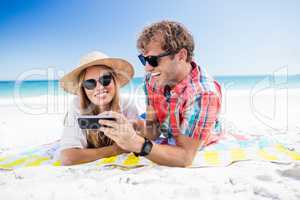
[
  {"x1": 148, "y1": 56, "x2": 158, "y2": 67},
  {"x1": 83, "y1": 79, "x2": 97, "y2": 90},
  {"x1": 138, "y1": 54, "x2": 146, "y2": 66},
  {"x1": 99, "y1": 74, "x2": 112, "y2": 87}
]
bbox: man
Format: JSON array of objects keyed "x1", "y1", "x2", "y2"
[{"x1": 100, "y1": 20, "x2": 222, "y2": 167}]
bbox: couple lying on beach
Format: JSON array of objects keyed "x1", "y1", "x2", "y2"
[{"x1": 59, "y1": 20, "x2": 222, "y2": 167}]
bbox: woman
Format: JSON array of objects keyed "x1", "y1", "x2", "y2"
[{"x1": 59, "y1": 51, "x2": 140, "y2": 165}]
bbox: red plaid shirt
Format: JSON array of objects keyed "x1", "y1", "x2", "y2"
[{"x1": 144, "y1": 62, "x2": 222, "y2": 145}]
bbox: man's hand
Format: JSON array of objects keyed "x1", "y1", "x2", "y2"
[
  {"x1": 145, "y1": 105, "x2": 160, "y2": 140},
  {"x1": 132, "y1": 119, "x2": 146, "y2": 137},
  {"x1": 99, "y1": 111, "x2": 144, "y2": 153}
]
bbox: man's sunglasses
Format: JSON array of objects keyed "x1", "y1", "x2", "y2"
[
  {"x1": 138, "y1": 52, "x2": 173, "y2": 67},
  {"x1": 82, "y1": 73, "x2": 113, "y2": 90}
]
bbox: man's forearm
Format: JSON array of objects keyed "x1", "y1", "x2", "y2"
[
  {"x1": 131, "y1": 129, "x2": 200, "y2": 167},
  {"x1": 142, "y1": 121, "x2": 197, "y2": 167},
  {"x1": 146, "y1": 143, "x2": 196, "y2": 167},
  {"x1": 60, "y1": 145, "x2": 123, "y2": 165}
]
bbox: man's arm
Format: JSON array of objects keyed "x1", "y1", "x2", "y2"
[
  {"x1": 60, "y1": 144, "x2": 124, "y2": 166},
  {"x1": 97, "y1": 112, "x2": 199, "y2": 167},
  {"x1": 145, "y1": 134, "x2": 201, "y2": 167},
  {"x1": 137, "y1": 92, "x2": 220, "y2": 167}
]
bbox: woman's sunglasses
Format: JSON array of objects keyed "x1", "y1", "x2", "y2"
[
  {"x1": 138, "y1": 52, "x2": 172, "y2": 67},
  {"x1": 82, "y1": 73, "x2": 113, "y2": 90}
]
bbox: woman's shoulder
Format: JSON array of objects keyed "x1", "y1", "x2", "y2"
[{"x1": 68, "y1": 96, "x2": 81, "y2": 114}]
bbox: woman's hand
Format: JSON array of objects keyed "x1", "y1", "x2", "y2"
[
  {"x1": 112, "y1": 142, "x2": 129, "y2": 154},
  {"x1": 98, "y1": 111, "x2": 144, "y2": 153}
]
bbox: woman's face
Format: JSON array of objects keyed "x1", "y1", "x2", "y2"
[{"x1": 83, "y1": 66, "x2": 116, "y2": 110}]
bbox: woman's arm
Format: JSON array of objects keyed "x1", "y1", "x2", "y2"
[{"x1": 60, "y1": 143, "x2": 124, "y2": 166}]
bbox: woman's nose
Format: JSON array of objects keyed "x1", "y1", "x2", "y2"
[{"x1": 95, "y1": 81, "x2": 104, "y2": 90}]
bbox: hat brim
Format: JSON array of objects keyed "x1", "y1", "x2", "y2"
[{"x1": 60, "y1": 58, "x2": 134, "y2": 95}]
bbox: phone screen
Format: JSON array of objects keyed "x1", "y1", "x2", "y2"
[{"x1": 77, "y1": 116, "x2": 116, "y2": 129}]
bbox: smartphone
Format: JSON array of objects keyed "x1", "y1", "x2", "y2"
[{"x1": 77, "y1": 115, "x2": 116, "y2": 129}]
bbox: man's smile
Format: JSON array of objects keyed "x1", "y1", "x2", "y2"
[{"x1": 150, "y1": 72, "x2": 161, "y2": 77}]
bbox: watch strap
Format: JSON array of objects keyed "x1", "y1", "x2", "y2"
[{"x1": 133, "y1": 137, "x2": 153, "y2": 157}]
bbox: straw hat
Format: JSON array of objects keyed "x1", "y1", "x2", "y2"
[{"x1": 60, "y1": 51, "x2": 134, "y2": 95}]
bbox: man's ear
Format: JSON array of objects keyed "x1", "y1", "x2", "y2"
[{"x1": 177, "y1": 48, "x2": 188, "y2": 62}]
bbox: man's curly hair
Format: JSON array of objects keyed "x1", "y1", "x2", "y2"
[{"x1": 137, "y1": 20, "x2": 195, "y2": 62}]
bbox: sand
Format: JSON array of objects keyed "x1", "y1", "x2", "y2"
[{"x1": 0, "y1": 88, "x2": 299, "y2": 199}]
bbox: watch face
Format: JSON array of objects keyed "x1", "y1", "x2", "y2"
[{"x1": 144, "y1": 142, "x2": 152, "y2": 154}]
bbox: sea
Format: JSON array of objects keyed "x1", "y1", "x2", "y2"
[{"x1": 0, "y1": 75, "x2": 299, "y2": 98}]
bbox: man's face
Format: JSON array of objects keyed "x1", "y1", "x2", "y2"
[{"x1": 143, "y1": 41, "x2": 178, "y2": 87}]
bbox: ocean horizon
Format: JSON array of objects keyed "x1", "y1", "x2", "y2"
[{"x1": 0, "y1": 75, "x2": 299, "y2": 98}]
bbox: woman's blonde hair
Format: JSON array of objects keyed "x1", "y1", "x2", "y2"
[{"x1": 78, "y1": 65, "x2": 121, "y2": 148}]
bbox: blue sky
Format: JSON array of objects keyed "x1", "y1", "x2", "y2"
[{"x1": 0, "y1": 0, "x2": 299, "y2": 80}]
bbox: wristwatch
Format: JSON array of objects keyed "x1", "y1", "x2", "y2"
[{"x1": 134, "y1": 137, "x2": 153, "y2": 157}]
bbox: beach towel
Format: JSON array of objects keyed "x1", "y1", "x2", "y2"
[{"x1": 0, "y1": 132, "x2": 299, "y2": 170}]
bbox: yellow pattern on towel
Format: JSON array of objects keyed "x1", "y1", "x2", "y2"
[
  {"x1": 25, "y1": 156, "x2": 50, "y2": 167},
  {"x1": 275, "y1": 144, "x2": 300, "y2": 160},
  {"x1": 0, "y1": 157, "x2": 29, "y2": 169},
  {"x1": 204, "y1": 151, "x2": 220, "y2": 166},
  {"x1": 230, "y1": 148, "x2": 247, "y2": 161},
  {"x1": 123, "y1": 154, "x2": 140, "y2": 166},
  {"x1": 258, "y1": 149, "x2": 278, "y2": 161},
  {"x1": 0, "y1": 142, "x2": 300, "y2": 170},
  {"x1": 97, "y1": 156, "x2": 118, "y2": 166}
]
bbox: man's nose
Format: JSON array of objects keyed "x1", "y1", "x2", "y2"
[{"x1": 145, "y1": 63, "x2": 154, "y2": 72}]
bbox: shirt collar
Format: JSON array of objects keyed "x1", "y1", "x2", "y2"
[{"x1": 168, "y1": 61, "x2": 198, "y2": 97}]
